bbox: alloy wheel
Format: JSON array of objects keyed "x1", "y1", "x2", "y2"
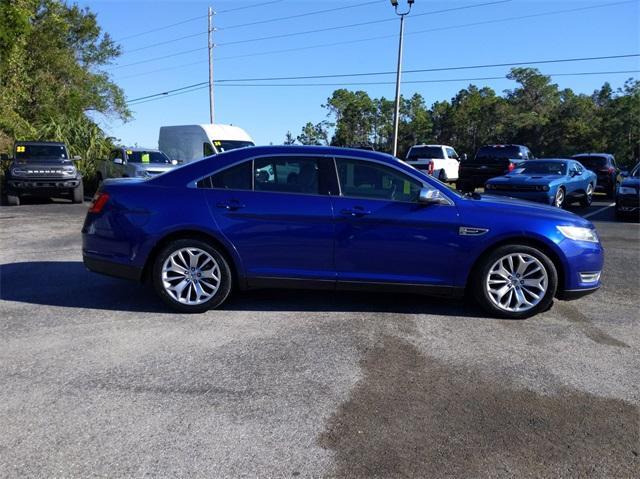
[
  {"x1": 485, "y1": 253, "x2": 548, "y2": 313},
  {"x1": 554, "y1": 188, "x2": 565, "y2": 208},
  {"x1": 161, "y1": 247, "x2": 220, "y2": 305}
]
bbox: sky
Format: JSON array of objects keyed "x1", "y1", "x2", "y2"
[{"x1": 78, "y1": 0, "x2": 640, "y2": 148}]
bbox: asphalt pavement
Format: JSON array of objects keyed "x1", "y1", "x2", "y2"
[{"x1": 0, "y1": 195, "x2": 638, "y2": 478}]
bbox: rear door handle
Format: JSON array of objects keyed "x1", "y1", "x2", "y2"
[
  {"x1": 216, "y1": 200, "x2": 245, "y2": 211},
  {"x1": 340, "y1": 207, "x2": 372, "y2": 217}
]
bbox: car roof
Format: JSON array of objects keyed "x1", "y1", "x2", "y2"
[
  {"x1": 572, "y1": 153, "x2": 612, "y2": 158},
  {"x1": 15, "y1": 141, "x2": 66, "y2": 146},
  {"x1": 526, "y1": 158, "x2": 570, "y2": 162},
  {"x1": 409, "y1": 144, "x2": 452, "y2": 148}
]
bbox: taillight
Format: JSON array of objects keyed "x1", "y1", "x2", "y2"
[
  {"x1": 508, "y1": 162, "x2": 515, "y2": 172},
  {"x1": 88, "y1": 192, "x2": 110, "y2": 213},
  {"x1": 428, "y1": 161, "x2": 434, "y2": 175}
]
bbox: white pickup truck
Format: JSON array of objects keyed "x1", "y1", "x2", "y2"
[{"x1": 404, "y1": 144, "x2": 462, "y2": 182}]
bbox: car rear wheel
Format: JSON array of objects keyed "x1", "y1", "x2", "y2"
[
  {"x1": 438, "y1": 169, "x2": 448, "y2": 182},
  {"x1": 473, "y1": 245, "x2": 558, "y2": 319},
  {"x1": 152, "y1": 239, "x2": 232, "y2": 313},
  {"x1": 554, "y1": 187, "x2": 565, "y2": 208},
  {"x1": 580, "y1": 183, "x2": 594, "y2": 207}
]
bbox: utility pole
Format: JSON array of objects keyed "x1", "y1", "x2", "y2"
[
  {"x1": 208, "y1": 6, "x2": 215, "y2": 124},
  {"x1": 390, "y1": 0, "x2": 414, "y2": 158}
]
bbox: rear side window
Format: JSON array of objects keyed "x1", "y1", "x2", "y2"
[
  {"x1": 254, "y1": 156, "x2": 322, "y2": 195},
  {"x1": 197, "y1": 161, "x2": 252, "y2": 190},
  {"x1": 446, "y1": 148, "x2": 458, "y2": 159},
  {"x1": 575, "y1": 156, "x2": 607, "y2": 169},
  {"x1": 336, "y1": 158, "x2": 422, "y2": 202}
]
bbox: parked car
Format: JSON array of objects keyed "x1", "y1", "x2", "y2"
[
  {"x1": 83, "y1": 145, "x2": 603, "y2": 319},
  {"x1": 572, "y1": 153, "x2": 621, "y2": 198},
  {"x1": 615, "y1": 162, "x2": 639, "y2": 219},
  {"x1": 96, "y1": 147, "x2": 176, "y2": 185},
  {"x1": 158, "y1": 124, "x2": 254, "y2": 164},
  {"x1": 457, "y1": 144, "x2": 534, "y2": 192},
  {"x1": 404, "y1": 144, "x2": 460, "y2": 182},
  {"x1": 485, "y1": 159, "x2": 596, "y2": 208},
  {"x1": 4, "y1": 141, "x2": 83, "y2": 206}
]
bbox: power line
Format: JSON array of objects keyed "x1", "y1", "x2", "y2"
[
  {"x1": 127, "y1": 70, "x2": 639, "y2": 106},
  {"x1": 125, "y1": 54, "x2": 640, "y2": 103},
  {"x1": 113, "y1": 1, "x2": 284, "y2": 42},
  {"x1": 121, "y1": 0, "x2": 510, "y2": 55},
  {"x1": 111, "y1": 0, "x2": 634, "y2": 70}
]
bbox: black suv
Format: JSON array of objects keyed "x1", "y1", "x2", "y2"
[
  {"x1": 3, "y1": 141, "x2": 83, "y2": 206},
  {"x1": 572, "y1": 153, "x2": 621, "y2": 198},
  {"x1": 457, "y1": 144, "x2": 534, "y2": 191}
]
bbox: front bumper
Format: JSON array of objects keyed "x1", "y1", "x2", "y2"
[
  {"x1": 616, "y1": 194, "x2": 640, "y2": 214},
  {"x1": 8, "y1": 177, "x2": 80, "y2": 193}
]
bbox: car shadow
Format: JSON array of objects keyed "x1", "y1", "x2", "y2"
[{"x1": 0, "y1": 261, "x2": 484, "y2": 318}]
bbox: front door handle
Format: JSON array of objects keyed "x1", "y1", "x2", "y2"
[
  {"x1": 216, "y1": 200, "x2": 245, "y2": 211},
  {"x1": 341, "y1": 207, "x2": 372, "y2": 217}
]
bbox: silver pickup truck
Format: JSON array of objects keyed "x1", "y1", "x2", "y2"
[{"x1": 96, "y1": 147, "x2": 177, "y2": 184}]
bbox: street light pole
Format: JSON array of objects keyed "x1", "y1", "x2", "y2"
[{"x1": 390, "y1": 0, "x2": 414, "y2": 158}]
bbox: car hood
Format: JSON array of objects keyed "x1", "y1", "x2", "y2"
[
  {"x1": 463, "y1": 193, "x2": 592, "y2": 227},
  {"x1": 488, "y1": 174, "x2": 562, "y2": 184},
  {"x1": 135, "y1": 163, "x2": 176, "y2": 172}
]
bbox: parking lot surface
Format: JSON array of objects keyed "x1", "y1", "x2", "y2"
[{"x1": 0, "y1": 197, "x2": 638, "y2": 477}]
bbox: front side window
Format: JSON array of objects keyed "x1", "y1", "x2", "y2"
[
  {"x1": 336, "y1": 158, "x2": 422, "y2": 202},
  {"x1": 254, "y1": 156, "x2": 321, "y2": 195}
]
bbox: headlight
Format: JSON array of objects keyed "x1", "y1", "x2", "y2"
[
  {"x1": 62, "y1": 166, "x2": 77, "y2": 176},
  {"x1": 557, "y1": 225, "x2": 599, "y2": 243},
  {"x1": 485, "y1": 184, "x2": 494, "y2": 190},
  {"x1": 11, "y1": 168, "x2": 28, "y2": 177},
  {"x1": 618, "y1": 186, "x2": 637, "y2": 195}
]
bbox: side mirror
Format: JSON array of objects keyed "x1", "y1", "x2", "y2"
[
  {"x1": 461, "y1": 153, "x2": 468, "y2": 162},
  {"x1": 114, "y1": 157, "x2": 124, "y2": 165},
  {"x1": 73, "y1": 155, "x2": 81, "y2": 161},
  {"x1": 418, "y1": 187, "x2": 448, "y2": 205}
]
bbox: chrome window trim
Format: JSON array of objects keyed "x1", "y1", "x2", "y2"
[{"x1": 187, "y1": 152, "x2": 455, "y2": 206}]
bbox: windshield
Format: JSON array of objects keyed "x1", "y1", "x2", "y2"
[
  {"x1": 15, "y1": 144, "x2": 68, "y2": 161},
  {"x1": 407, "y1": 146, "x2": 444, "y2": 160},
  {"x1": 214, "y1": 140, "x2": 254, "y2": 153},
  {"x1": 575, "y1": 156, "x2": 607, "y2": 169},
  {"x1": 512, "y1": 161, "x2": 567, "y2": 175},
  {"x1": 475, "y1": 145, "x2": 522, "y2": 160},
  {"x1": 127, "y1": 150, "x2": 171, "y2": 164}
]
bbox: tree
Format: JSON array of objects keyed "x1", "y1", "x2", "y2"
[
  {"x1": 297, "y1": 121, "x2": 329, "y2": 146},
  {"x1": 283, "y1": 131, "x2": 296, "y2": 145},
  {"x1": 0, "y1": 0, "x2": 128, "y2": 181}
]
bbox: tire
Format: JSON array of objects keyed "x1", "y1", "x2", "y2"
[
  {"x1": 473, "y1": 244, "x2": 558, "y2": 319},
  {"x1": 72, "y1": 180, "x2": 84, "y2": 203},
  {"x1": 438, "y1": 169, "x2": 448, "y2": 182},
  {"x1": 7, "y1": 194, "x2": 20, "y2": 206},
  {"x1": 553, "y1": 187, "x2": 565, "y2": 208},
  {"x1": 580, "y1": 183, "x2": 594, "y2": 207},
  {"x1": 152, "y1": 239, "x2": 232, "y2": 313}
]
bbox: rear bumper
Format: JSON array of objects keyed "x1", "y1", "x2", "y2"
[{"x1": 83, "y1": 254, "x2": 143, "y2": 281}]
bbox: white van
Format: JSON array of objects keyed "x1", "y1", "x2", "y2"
[{"x1": 158, "y1": 124, "x2": 254, "y2": 164}]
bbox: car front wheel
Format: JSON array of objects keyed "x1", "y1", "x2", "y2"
[
  {"x1": 473, "y1": 245, "x2": 558, "y2": 319},
  {"x1": 553, "y1": 187, "x2": 565, "y2": 208},
  {"x1": 152, "y1": 239, "x2": 232, "y2": 313}
]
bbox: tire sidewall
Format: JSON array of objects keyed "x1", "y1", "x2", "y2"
[
  {"x1": 473, "y1": 244, "x2": 558, "y2": 319},
  {"x1": 152, "y1": 239, "x2": 232, "y2": 313}
]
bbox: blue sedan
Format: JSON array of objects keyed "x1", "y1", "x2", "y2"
[
  {"x1": 82, "y1": 146, "x2": 603, "y2": 319},
  {"x1": 485, "y1": 159, "x2": 597, "y2": 208}
]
